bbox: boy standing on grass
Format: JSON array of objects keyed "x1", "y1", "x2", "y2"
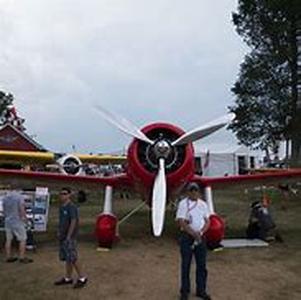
[{"x1": 54, "y1": 187, "x2": 88, "y2": 288}]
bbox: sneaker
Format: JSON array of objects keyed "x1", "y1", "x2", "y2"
[
  {"x1": 179, "y1": 294, "x2": 188, "y2": 300},
  {"x1": 73, "y1": 278, "x2": 88, "y2": 288},
  {"x1": 19, "y1": 257, "x2": 33, "y2": 264},
  {"x1": 54, "y1": 277, "x2": 73, "y2": 285},
  {"x1": 6, "y1": 257, "x2": 18, "y2": 263},
  {"x1": 196, "y1": 292, "x2": 212, "y2": 300}
]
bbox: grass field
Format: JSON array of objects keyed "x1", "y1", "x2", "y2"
[{"x1": 0, "y1": 187, "x2": 300, "y2": 300}]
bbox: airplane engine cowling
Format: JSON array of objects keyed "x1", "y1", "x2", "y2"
[
  {"x1": 127, "y1": 123, "x2": 195, "y2": 194},
  {"x1": 95, "y1": 213, "x2": 118, "y2": 248},
  {"x1": 204, "y1": 214, "x2": 225, "y2": 245},
  {"x1": 57, "y1": 154, "x2": 83, "y2": 175}
]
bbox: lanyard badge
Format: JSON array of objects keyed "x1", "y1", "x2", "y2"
[{"x1": 186, "y1": 199, "x2": 197, "y2": 225}]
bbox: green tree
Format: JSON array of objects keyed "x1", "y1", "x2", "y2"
[
  {"x1": 229, "y1": 50, "x2": 291, "y2": 157},
  {"x1": 0, "y1": 90, "x2": 26, "y2": 131},
  {"x1": 0, "y1": 91, "x2": 14, "y2": 125},
  {"x1": 230, "y1": 0, "x2": 301, "y2": 165}
]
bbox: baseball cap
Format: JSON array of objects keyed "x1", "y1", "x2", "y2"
[{"x1": 186, "y1": 182, "x2": 200, "y2": 192}]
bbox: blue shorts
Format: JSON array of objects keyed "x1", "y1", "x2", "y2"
[{"x1": 59, "y1": 239, "x2": 78, "y2": 263}]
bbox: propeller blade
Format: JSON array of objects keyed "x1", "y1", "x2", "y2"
[
  {"x1": 94, "y1": 105, "x2": 154, "y2": 145},
  {"x1": 172, "y1": 113, "x2": 235, "y2": 146},
  {"x1": 152, "y1": 158, "x2": 167, "y2": 237}
]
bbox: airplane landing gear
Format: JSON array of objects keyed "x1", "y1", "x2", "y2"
[{"x1": 95, "y1": 186, "x2": 118, "y2": 248}]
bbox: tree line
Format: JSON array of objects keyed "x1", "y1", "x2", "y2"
[{"x1": 229, "y1": 0, "x2": 301, "y2": 165}]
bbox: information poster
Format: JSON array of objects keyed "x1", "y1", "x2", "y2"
[{"x1": 0, "y1": 187, "x2": 50, "y2": 232}]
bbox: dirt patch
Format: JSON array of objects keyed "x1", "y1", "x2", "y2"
[{"x1": 0, "y1": 236, "x2": 300, "y2": 300}]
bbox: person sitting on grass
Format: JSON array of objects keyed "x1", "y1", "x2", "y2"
[
  {"x1": 246, "y1": 201, "x2": 277, "y2": 242},
  {"x1": 54, "y1": 187, "x2": 88, "y2": 288}
]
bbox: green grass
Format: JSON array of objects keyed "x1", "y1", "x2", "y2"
[{"x1": 0, "y1": 187, "x2": 300, "y2": 300}]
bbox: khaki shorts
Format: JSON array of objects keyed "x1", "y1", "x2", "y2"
[{"x1": 5, "y1": 222, "x2": 27, "y2": 242}]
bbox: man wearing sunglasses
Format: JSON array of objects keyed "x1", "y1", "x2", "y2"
[
  {"x1": 54, "y1": 187, "x2": 87, "y2": 288},
  {"x1": 176, "y1": 182, "x2": 211, "y2": 300}
]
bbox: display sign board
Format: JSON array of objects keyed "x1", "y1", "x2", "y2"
[{"x1": 0, "y1": 187, "x2": 50, "y2": 232}]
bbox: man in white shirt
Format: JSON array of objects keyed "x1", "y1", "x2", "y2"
[{"x1": 176, "y1": 182, "x2": 211, "y2": 300}]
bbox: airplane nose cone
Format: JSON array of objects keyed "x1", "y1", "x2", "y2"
[{"x1": 154, "y1": 140, "x2": 171, "y2": 159}]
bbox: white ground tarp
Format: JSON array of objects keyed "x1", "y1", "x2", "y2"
[{"x1": 221, "y1": 239, "x2": 269, "y2": 248}]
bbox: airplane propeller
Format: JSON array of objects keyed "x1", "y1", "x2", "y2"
[
  {"x1": 152, "y1": 158, "x2": 167, "y2": 236},
  {"x1": 171, "y1": 113, "x2": 235, "y2": 146},
  {"x1": 94, "y1": 105, "x2": 154, "y2": 145},
  {"x1": 96, "y1": 105, "x2": 234, "y2": 236}
]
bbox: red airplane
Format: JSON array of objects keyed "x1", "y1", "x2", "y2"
[{"x1": 0, "y1": 106, "x2": 300, "y2": 248}]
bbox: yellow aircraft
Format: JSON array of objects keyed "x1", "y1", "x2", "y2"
[{"x1": 0, "y1": 150, "x2": 126, "y2": 175}]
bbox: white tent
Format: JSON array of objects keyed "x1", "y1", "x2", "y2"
[
  {"x1": 195, "y1": 145, "x2": 260, "y2": 177},
  {"x1": 193, "y1": 128, "x2": 261, "y2": 177}
]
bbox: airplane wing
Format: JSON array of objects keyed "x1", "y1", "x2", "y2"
[
  {"x1": 193, "y1": 169, "x2": 301, "y2": 189},
  {"x1": 0, "y1": 168, "x2": 132, "y2": 191},
  {"x1": 0, "y1": 150, "x2": 126, "y2": 165},
  {"x1": 0, "y1": 150, "x2": 54, "y2": 164},
  {"x1": 76, "y1": 153, "x2": 126, "y2": 164}
]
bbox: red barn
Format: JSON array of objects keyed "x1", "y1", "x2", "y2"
[{"x1": 0, "y1": 123, "x2": 46, "y2": 152}]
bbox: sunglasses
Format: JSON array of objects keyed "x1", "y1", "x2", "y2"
[{"x1": 60, "y1": 192, "x2": 69, "y2": 195}]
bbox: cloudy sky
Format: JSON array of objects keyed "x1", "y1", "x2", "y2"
[{"x1": 0, "y1": 0, "x2": 248, "y2": 153}]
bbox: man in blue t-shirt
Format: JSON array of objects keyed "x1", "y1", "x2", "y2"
[{"x1": 54, "y1": 187, "x2": 88, "y2": 288}]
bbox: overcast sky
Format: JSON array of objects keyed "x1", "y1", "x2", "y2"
[{"x1": 0, "y1": 0, "x2": 248, "y2": 153}]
